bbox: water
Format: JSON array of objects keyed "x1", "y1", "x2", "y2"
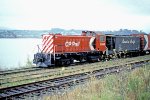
[{"x1": 0, "y1": 38, "x2": 42, "y2": 70}]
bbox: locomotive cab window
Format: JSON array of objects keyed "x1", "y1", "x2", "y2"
[{"x1": 100, "y1": 36, "x2": 105, "y2": 42}]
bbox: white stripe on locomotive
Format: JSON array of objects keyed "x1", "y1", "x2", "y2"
[
  {"x1": 144, "y1": 35, "x2": 148, "y2": 50},
  {"x1": 42, "y1": 36, "x2": 50, "y2": 52},
  {"x1": 43, "y1": 35, "x2": 53, "y2": 49},
  {"x1": 89, "y1": 37, "x2": 96, "y2": 51},
  {"x1": 43, "y1": 39, "x2": 54, "y2": 53},
  {"x1": 47, "y1": 44, "x2": 54, "y2": 53},
  {"x1": 42, "y1": 35, "x2": 54, "y2": 53},
  {"x1": 44, "y1": 42, "x2": 54, "y2": 53},
  {"x1": 42, "y1": 35, "x2": 51, "y2": 45}
]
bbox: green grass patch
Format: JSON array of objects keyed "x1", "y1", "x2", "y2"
[{"x1": 43, "y1": 64, "x2": 150, "y2": 100}]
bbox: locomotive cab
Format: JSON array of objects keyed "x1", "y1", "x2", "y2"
[
  {"x1": 95, "y1": 34, "x2": 106, "y2": 52},
  {"x1": 82, "y1": 31, "x2": 107, "y2": 52}
]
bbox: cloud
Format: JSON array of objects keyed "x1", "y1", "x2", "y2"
[
  {"x1": 111, "y1": 0, "x2": 150, "y2": 15},
  {"x1": 0, "y1": 0, "x2": 150, "y2": 32}
]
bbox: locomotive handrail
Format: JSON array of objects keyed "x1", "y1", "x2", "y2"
[
  {"x1": 54, "y1": 45, "x2": 56, "y2": 65},
  {"x1": 37, "y1": 44, "x2": 42, "y2": 53}
]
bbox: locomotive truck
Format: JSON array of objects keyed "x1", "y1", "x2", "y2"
[{"x1": 33, "y1": 31, "x2": 150, "y2": 67}]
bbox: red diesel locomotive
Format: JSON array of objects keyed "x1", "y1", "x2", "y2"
[
  {"x1": 33, "y1": 31, "x2": 150, "y2": 67},
  {"x1": 42, "y1": 31, "x2": 106, "y2": 54}
]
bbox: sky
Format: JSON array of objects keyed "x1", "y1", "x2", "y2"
[{"x1": 0, "y1": 0, "x2": 150, "y2": 32}]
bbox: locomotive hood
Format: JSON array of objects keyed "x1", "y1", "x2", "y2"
[{"x1": 41, "y1": 34, "x2": 97, "y2": 54}]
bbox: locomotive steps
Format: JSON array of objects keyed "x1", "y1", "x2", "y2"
[{"x1": 0, "y1": 55, "x2": 150, "y2": 99}]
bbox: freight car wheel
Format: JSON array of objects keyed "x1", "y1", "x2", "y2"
[
  {"x1": 99, "y1": 55, "x2": 105, "y2": 60},
  {"x1": 117, "y1": 54, "x2": 121, "y2": 58}
]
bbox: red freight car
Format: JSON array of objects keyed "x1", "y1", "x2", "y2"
[
  {"x1": 42, "y1": 31, "x2": 107, "y2": 54},
  {"x1": 131, "y1": 34, "x2": 150, "y2": 52}
]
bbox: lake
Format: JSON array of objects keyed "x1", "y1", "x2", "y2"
[{"x1": 0, "y1": 38, "x2": 42, "y2": 70}]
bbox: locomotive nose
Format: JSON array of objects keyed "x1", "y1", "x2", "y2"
[
  {"x1": 33, "y1": 53, "x2": 45, "y2": 64},
  {"x1": 33, "y1": 53, "x2": 52, "y2": 67},
  {"x1": 33, "y1": 53, "x2": 46, "y2": 67}
]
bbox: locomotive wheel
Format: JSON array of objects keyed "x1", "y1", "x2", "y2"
[
  {"x1": 66, "y1": 60, "x2": 71, "y2": 66},
  {"x1": 70, "y1": 58, "x2": 74, "y2": 64},
  {"x1": 79, "y1": 57, "x2": 86, "y2": 62}
]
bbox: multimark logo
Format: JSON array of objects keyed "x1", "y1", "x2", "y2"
[
  {"x1": 122, "y1": 39, "x2": 135, "y2": 44},
  {"x1": 65, "y1": 41, "x2": 80, "y2": 47}
]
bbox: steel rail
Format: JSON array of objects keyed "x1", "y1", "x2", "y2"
[
  {"x1": 0, "y1": 67, "x2": 42, "y2": 76},
  {"x1": 0, "y1": 57, "x2": 143, "y2": 86},
  {"x1": 0, "y1": 59, "x2": 149, "y2": 100}
]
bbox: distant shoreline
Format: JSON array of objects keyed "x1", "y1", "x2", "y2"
[
  {"x1": 0, "y1": 28, "x2": 148, "y2": 38},
  {"x1": 0, "y1": 37, "x2": 41, "y2": 39}
]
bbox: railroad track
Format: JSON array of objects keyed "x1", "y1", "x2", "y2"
[
  {"x1": 0, "y1": 59, "x2": 149, "y2": 100},
  {"x1": 0, "y1": 55, "x2": 150, "y2": 89},
  {"x1": 0, "y1": 67, "x2": 42, "y2": 76},
  {"x1": 0, "y1": 60, "x2": 88, "y2": 76},
  {"x1": 0, "y1": 64, "x2": 86, "y2": 88},
  {"x1": 0, "y1": 57, "x2": 132, "y2": 76}
]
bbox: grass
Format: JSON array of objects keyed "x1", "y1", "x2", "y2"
[
  {"x1": 25, "y1": 55, "x2": 33, "y2": 67},
  {"x1": 42, "y1": 64, "x2": 150, "y2": 100}
]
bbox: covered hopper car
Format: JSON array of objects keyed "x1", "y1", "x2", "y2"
[{"x1": 106, "y1": 35, "x2": 141, "y2": 57}]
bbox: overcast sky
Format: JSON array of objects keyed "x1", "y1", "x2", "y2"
[{"x1": 0, "y1": 0, "x2": 150, "y2": 32}]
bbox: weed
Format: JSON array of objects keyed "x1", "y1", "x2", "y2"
[
  {"x1": 25, "y1": 55, "x2": 32, "y2": 67},
  {"x1": 42, "y1": 64, "x2": 150, "y2": 100}
]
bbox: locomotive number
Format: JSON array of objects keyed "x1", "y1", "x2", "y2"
[{"x1": 100, "y1": 43, "x2": 105, "y2": 45}]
